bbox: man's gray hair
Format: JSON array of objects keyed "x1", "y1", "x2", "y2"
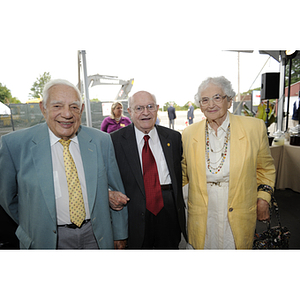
[
  {"x1": 128, "y1": 92, "x2": 157, "y2": 108},
  {"x1": 42, "y1": 79, "x2": 82, "y2": 108}
]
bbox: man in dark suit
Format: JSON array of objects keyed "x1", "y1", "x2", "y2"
[
  {"x1": 167, "y1": 102, "x2": 176, "y2": 129},
  {"x1": 187, "y1": 101, "x2": 194, "y2": 125},
  {"x1": 292, "y1": 96, "x2": 300, "y2": 127},
  {"x1": 109, "y1": 91, "x2": 187, "y2": 249}
]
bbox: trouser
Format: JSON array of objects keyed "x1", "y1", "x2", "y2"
[
  {"x1": 169, "y1": 119, "x2": 175, "y2": 129},
  {"x1": 57, "y1": 220, "x2": 99, "y2": 249},
  {"x1": 141, "y1": 189, "x2": 181, "y2": 249}
]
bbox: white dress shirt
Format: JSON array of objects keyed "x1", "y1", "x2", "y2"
[
  {"x1": 206, "y1": 112, "x2": 230, "y2": 184},
  {"x1": 134, "y1": 126, "x2": 171, "y2": 185},
  {"x1": 204, "y1": 112, "x2": 235, "y2": 249},
  {"x1": 49, "y1": 129, "x2": 90, "y2": 225}
]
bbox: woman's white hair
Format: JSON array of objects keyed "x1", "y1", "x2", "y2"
[
  {"x1": 42, "y1": 79, "x2": 82, "y2": 108},
  {"x1": 194, "y1": 76, "x2": 236, "y2": 107}
]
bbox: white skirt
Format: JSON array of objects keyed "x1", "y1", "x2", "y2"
[{"x1": 204, "y1": 181, "x2": 235, "y2": 249}]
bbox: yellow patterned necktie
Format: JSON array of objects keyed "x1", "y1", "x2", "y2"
[{"x1": 59, "y1": 139, "x2": 86, "y2": 227}]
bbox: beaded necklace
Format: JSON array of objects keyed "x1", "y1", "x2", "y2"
[{"x1": 205, "y1": 121, "x2": 230, "y2": 174}]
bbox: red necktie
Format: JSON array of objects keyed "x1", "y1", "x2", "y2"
[{"x1": 142, "y1": 135, "x2": 164, "y2": 216}]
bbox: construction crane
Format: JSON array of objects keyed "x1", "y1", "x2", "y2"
[
  {"x1": 78, "y1": 74, "x2": 134, "y2": 100},
  {"x1": 77, "y1": 50, "x2": 134, "y2": 127}
]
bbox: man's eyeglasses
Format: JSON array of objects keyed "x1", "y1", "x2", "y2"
[
  {"x1": 132, "y1": 104, "x2": 157, "y2": 113},
  {"x1": 199, "y1": 94, "x2": 227, "y2": 106}
]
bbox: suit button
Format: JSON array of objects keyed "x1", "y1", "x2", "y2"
[
  {"x1": 53, "y1": 230, "x2": 56, "y2": 234},
  {"x1": 229, "y1": 208, "x2": 233, "y2": 212}
]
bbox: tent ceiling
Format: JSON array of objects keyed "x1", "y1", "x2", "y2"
[{"x1": 259, "y1": 50, "x2": 300, "y2": 62}]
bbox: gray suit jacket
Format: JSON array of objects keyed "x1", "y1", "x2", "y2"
[{"x1": 0, "y1": 123, "x2": 127, "y2": 249}]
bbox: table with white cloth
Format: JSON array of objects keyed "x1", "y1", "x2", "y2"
[{"x1": 270, "y1": 142, "x2": 300, "y2": 193}]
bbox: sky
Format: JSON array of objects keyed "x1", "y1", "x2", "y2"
[{"x1": 2, "y1": 1, "x2": 297, "y2": 107}]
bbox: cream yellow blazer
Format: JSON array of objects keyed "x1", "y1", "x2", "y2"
[{"x1": 182, "y1": 113, "x2": 276, "y2": 249}]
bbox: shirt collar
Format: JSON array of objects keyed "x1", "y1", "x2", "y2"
[
  {"x1": 48, "y1": 128, "x2": 79, "y2": 146},
  {"x1": 134, "y1": 125, "x2": 158, "y2": 145},
  {"x1": 207, "y1": 112, "x2": 230, "y2": 134}
]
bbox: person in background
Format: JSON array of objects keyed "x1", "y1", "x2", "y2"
[
  {"x1": 187, "y1": 101, "x2": 194, "y2": 125},
  {"x1": 155, "y1": 115, "x2": 161, "y2": 125},
  {"x1": 0, "y1": 79, "x2": 128, "y2": 249},
  {"x1": 292, "y1": 96, "x2": 300, "y2": 127},
  {"x1": 101, "y1": 101, "x2": 131, "y2": 133},
  {"x1": 109, "y1": 91, "x2": 187, "y2": 249},
  {"x1": 182, "y1": 76, "x2": 275, "y2": 249},
  {"x1": 167, "y1": 102, "x2": 176, "y2": 129}
]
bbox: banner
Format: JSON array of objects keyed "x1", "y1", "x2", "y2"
[{"x1": 252, "y1": 90, "x2": 261, "y2": 106}]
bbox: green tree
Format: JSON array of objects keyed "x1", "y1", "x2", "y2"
[
  {"x1": 163, "y1": 101, "x2": 179, "y2": 111},
  {"x1": 9, "y1": 96, "x2": 21, "y2": 104},
  {"x1": 181, "y1": 101, "x2": 197, "y2": 110},
  {"x1": 0, "y1": 83, "x2": 20, "y2": 104},
  {"x1": 0, "y1": 83, "x2": 12, "y2": 104},
  {"x1": 285, "y1": 58, "x2": 300, "y2": 85},
  {"x1": 29, "y1": 72, "x2": 51, "y2": 98}
]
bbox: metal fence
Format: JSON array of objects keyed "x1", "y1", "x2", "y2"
[{"x1": 0, "y1": 101, "x2": 130, "y2": 137}]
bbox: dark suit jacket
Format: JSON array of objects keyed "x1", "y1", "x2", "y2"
[
  {"x1": 167, "y1": 106, "x2": 176, "y2": 120},
  {"x1": 110, "y1": 123, "x2": 187, "y2": 248},
  {"x1": 187, "y1": 105, "x2": 194, "y2": 120}
]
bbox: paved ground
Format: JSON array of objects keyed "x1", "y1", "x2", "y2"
[{"x1": 158, "y1": 109, "x2": 205, "y2": 132}]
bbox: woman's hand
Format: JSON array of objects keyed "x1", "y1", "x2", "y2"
[{"x1": 257, "y1": 198, "x2": 270, "y2": 221}]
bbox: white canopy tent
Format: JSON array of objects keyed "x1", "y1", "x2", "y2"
[
  {"x1": 0, "y1": 102, "x2": 11, "y2": 115},
  {"x1": 230, "y1": 50, "x2": 299, "y2": 132},
  {"x1": 259, "y1": 50, "x2": 300, "y2": 132}
]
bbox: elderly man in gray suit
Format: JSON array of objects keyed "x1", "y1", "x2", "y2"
[{"x1": 0, "y1": 79, "x2": 127, "y2": 249}]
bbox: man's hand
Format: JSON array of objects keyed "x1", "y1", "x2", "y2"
[
  {"x1": 114, "y1": 239, "x2": 127, "y2": 250},
  {"x1": 257, "y1": 198, "x2": 270, "y2": 221},
  {"x1": 109, "y1": 191, "x2": 130, "y2": 211}
]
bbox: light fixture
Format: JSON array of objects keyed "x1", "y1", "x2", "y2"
[
  {"x1": 286, "y1": 50, "x2": 296, "y2": 56},
  {"x1": 286, "y1": 50, "x2": 298, "y2": 60}
]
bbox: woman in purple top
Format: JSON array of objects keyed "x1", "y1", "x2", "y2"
[{"x1": 100, "y1": 101, "x2": 132, "y2": 133}]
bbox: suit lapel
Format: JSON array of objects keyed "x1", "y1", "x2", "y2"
[
  {"x1": 228, "y1": 113, "x2": 247, "y2": 205},
  {"x1": 77, "y1": 127, "x2": 97, "y2": 214},
  {"x1": 156, "y1": 125, "x2": 176, "y2": 188},
  {"x1": 31, "y1": 123, "x2": 57, "y2": 224},
  {"x1": 30, "y1": 125, "x2": 98, "y2": 223},
  {"x1": 120, "y1": 124, "x2": 145, "y2": 196},
  {"x1": 191, "y1": 121, "x2": 209, "y2": 205}
]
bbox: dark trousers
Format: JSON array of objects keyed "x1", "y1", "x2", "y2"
[
  {"x1": 169, "y1": 119, "x2": 175, "y2": 129},
  {"x1": 141, "y1": 189, "x2": 181, "y2": 249}
]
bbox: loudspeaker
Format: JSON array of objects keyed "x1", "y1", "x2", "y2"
[{"x1": 261, "y1": 72, "x2": 280, "y2": 100}]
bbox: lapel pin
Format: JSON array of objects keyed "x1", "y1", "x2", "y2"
[{"x1": 167, "y1": 143, "x2": 170, "y2": 147}]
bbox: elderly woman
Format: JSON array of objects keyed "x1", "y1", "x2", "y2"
[
  {"x1": 100, "y1": 101, "x2": 131, "y2": 133},
  {"x1": 182, "y1": 76, "x2": 276, "y2": 249}
]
